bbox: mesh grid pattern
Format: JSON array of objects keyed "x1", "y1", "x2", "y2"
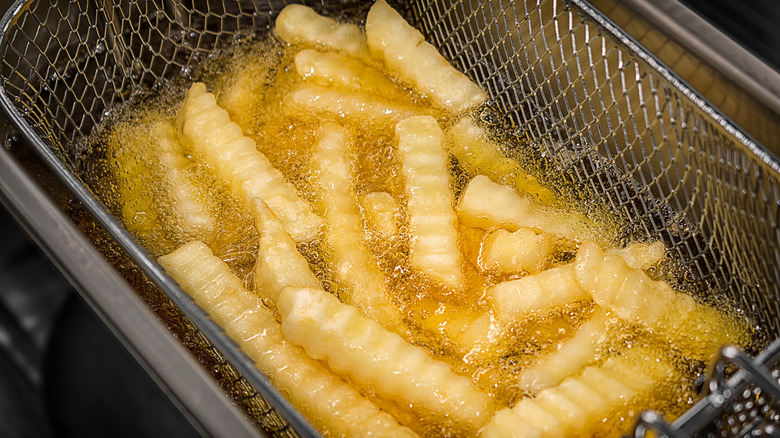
[{"x1": 1, "y1": 0, "x2": 780, "y2": 436}]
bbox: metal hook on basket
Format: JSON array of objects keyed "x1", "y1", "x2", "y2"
[{"x1": 706, "y1": 345, "x2": 780, "y2": 403}]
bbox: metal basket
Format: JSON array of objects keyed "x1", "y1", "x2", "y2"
[{"x1": 1, "y1": 0, "x2": 779, "y2": 436}]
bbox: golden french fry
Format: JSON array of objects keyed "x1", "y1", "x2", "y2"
[
  {"x1": 158, "y1": 241, "x2": 416, "y2": 437},
  {"x1": 274, "y1": 4, "x2": 371, "y2": 61},
  {"x1": 155, "y1": 120, "x2": 216, "y2": 241},
  {"x1": 480, "y1": 227, "x2": 553, "y2": 275},
  {"x1": 397, "y1": 115, "x2": 464, "y2": 289},
  {"x1": 517, "y1": 310, "x2": 612, "y2": 394},
  {"x1": 285, "y1": 83, "x2": 420, "y2": 123},
  {"x1": 606, "y1": 240, "x2": 665, "y2": 270},
  {"x1": 576, "y1": 242, "x2": 747, "y2": 360},
  {"x1": 294, "y1": 49, "x2": 409, "y2": 102},
  {"x1": 365, "y1": 0, "x2": 486, "y2": 113},
  {"x1": 313, "y1": 122, "x2": 405, "y2": 333},
  {"x1": 458, "y1": 175, "x2": 599, "y2": 242},
  {"x1": 446, "y1": 117, "x2": 557, "y2": 204},
  {"x1": 479, "y1": 349, "x2": 675, "y2": 437},
  {"x1": 278, "y1": 286, "x2": 491, "y2": 433},
  {"x1": 361, "y1": 191, "x2": 399, "y2": 238},
  {"x1": 253, "y1": 199, "x2": 321, "y2": 304},
  {"x1": 489, "y1": 264, "x2": 589, "y2": 322},
  {"x1": 178, "y1": 83, "x2": 323, "y2": 243}
]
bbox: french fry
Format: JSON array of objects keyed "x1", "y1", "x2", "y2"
[
  {"x1": 155, "y1": 120, "x2": 216, "y2": 241},
  {"x1": 489, "y1": 264, "x2": 589, "y2": 322},
  {"x1": 294, "y1": 49, "x2": 409, "y2": 102},
  {"x1": 365, "y1": 0, "x2": 486, "y2": 113},
  {"x1": 479, "y1": 349, "x2": 675, "y2": 437},
  {"x1": 457, "y1": 175, "x2": 598, "y2": 243},
  {"x1": 361, "y1": 191, "x2": 399, "y2": 238},
  {"x1": 253, "y1": 199, "x2": 321, "y2": 304},
  {"x1": 397, "y1": 115, "x2": 464, "y2": 290},
  {"x1": 606, "y1": 240, "x2": 665, "y2": 270},
  {"x1": 480, "y1": 227, "x2": 553, "y2": 275},
  {"x1": 285, "y1": 83, "x2": 420, "y2": 124},
  {"x1": 158, "y1": 241, "x2": 416, "y2": 437},
  {"x1": 575, "y1": 242, "x2": 747, "y2": 360},
  {"x1": 278, "y1": 286, "x2": 491, "y2": 433},
  {"x1": 274, "y1": 4, "x2": 371, "y2": 61},
  {"x1": 178, "y1": 83, "x2": 323, "y2": 243},
  {"x1": 517, "y1": 310, "x2": 612, "y2": 394},
  {"x1": 313, "y1": 123, "x2": 405, "y2": 333},
  {"x1": 446, "y1": 117, "x2": 557, "y2": 204}
]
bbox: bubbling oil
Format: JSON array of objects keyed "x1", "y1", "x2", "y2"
[{"x1": 92, "y1": 28, "x2": 754, "y2": 438}]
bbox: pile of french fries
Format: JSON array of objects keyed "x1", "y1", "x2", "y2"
[{"x1": 106, "y1": 1, "x2": 751, "y2": 436}]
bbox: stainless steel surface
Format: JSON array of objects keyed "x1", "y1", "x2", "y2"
[{"x1": 1, "y1": 0, "x2": 780, "y2": 436}]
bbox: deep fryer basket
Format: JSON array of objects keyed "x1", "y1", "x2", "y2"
[{"x1": 1, "y1": 0, "x2": 780, "y2": 436}]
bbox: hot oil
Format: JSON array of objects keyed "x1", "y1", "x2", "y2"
[{"x1": 92, "y1": 24, "x2": 757, "y2": 438}]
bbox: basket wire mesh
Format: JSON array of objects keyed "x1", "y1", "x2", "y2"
[{"x1": 1, "y1": 0, "x2": 780, "y2": 436}]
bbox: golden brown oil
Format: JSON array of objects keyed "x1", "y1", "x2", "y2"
[{"x1": 90, "y1": 28, "x2": 756, "y2": 438}]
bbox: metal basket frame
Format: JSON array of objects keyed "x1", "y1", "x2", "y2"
[{"x1": 1, "y1": 0, "x2": 779, "y2": 436}]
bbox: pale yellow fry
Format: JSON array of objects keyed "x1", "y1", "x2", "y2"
[
  {"x1": 397, "y1": 115, "x2": 464, "y2": 289},
  {"x1": 458, "y1": 175, "x2": 598, "y2": 242},
  {"x1": 158, "y1": 241, "x2": 416, "y2": 438},
  {"x1": 446, "y1": 117, "x2": 557, "y2": 204},
  {"x1": 285, "y1": 83, "x2": 420, "y2": 124},
  {"x1": 274, "y1": 4, "x2": 371, "y2": 61},
  {"x1": 178, "y1": 83, "x2": 323, "y2": 243},
  {"x1": 152, "y1": 119, "x2": 216, "y2": 242},
  {"x1": 479, "y1": 349, "x2": 674, "y2": 437},
  {"x1": 365, "y1": 0, "x2": 486, "y2": 113},
  {"x1": 294, "y1": 49, "x2": 408, "y2": 101},
  {"x1": 517, "y1": 310, "x2": 611, "y2": 394},
  {"x1": 278, "y1": 286, "x2": 491, "y2": 432},
  {"x1": 313, "y1": 123, "x2": 404, "y2": 333},
  {"x1": 253, "y1": 199, "x2": 321, "y2": 304},
  {"x1": 489, "y1": 264, "x2": 589, "y2": 322},
  {"x1": 606, "y1": 240, "x2": 665, "y2": 270},
  {"x1": 480, "y1": 227, "x2": 553, "y2": 275},
  {"x1": 361, "y1": 191, "x2": 399, "y2": 238},
  {"x1": 575, "y1": 242, "x2": 747, "y2": 360}
]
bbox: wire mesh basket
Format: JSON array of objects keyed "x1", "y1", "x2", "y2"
[{"x1": 1, "y1": 0, "x2": 780, "y2": 436}]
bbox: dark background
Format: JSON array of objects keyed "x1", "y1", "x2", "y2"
[{"x1": 0, "y1": 0, "x2": 778, "y2": 437}]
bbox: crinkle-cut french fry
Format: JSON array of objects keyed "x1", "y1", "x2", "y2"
[
  {"x1": 154, "y1": 120, "x2": 216, "y2": 241},
  {"x1": 278, "y1": 286, "x2": 491, "y2": 432},
  {"x1": 362, "y1": 191, "x2": 399, "y2": 238},
  {"x1": 285, "y1": 83, "x2": 421, "y2": 124},
  {"x1": 365, "y1": 0, "x2": 486, "y2": 114},
  {"x1": 178, "y1": 83, "x2": 323, "y2": 243},
  {"x1": 397, "y1": 115, "x2": 464, "y2": 290},
  {"x1": 517, "y1": 310, "x2": 612, "y2": 394},
  {"x1": 158, "y1": 241, "x2": 416, "y2": 438},
  {"x1": 274, "y1": 4, "x2": 371, "y2": 61},
  {"x1": 606, "y1": 240, "x2": 665, "y2": 270},
  {"x1": 446, "y1": 117, "x2": 557, "y2": 205},
  {"x1": 575, "y1": 242, "x2": 747, "y2": 360},
  {"x1": 480, "y1": 227, "x2": 553, "y2": 275},
  {"x1": 253, "y1": 199, "x2": 321, "y2": 304},
  {"x1": 215, "y1": 50, "x2": 274, "y2": 132},
  {"x1": 313, "y1": 123, "x2": 405, "y2": 333},
  {"x1": 294, "y1": 49, "x2": 409, "y2": 102},
  {"x1": 457, "y1": 175, "x2": 598, "y2": 243},
  {"x1": 489, "y1": 264, "x2": 589, "y2": 322},
  {"x1": 479, "y1": 349, "x2": 674, "y2": 437}
]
